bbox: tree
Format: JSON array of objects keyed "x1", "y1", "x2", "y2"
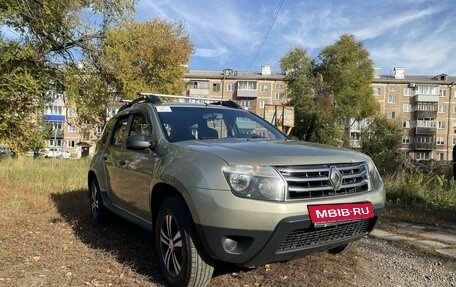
[
  {"x1": 360, "y1": 116, "x2": 402, "y2": 175},
  {"x1": 63, "y1": 19, "x2": 194, "y2": 131},
  {"x1": 280, "y1": 47, "x2": 341, "y2": 145},
  {"x1": 316, "y1": 34, "x2": 377, "y2": 146},
  {"x1": 0, "y1": 0, "x2": 135, "y2": 151}
]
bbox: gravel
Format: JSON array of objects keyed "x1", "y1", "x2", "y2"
[{"x1": 353, "y1": 237, "x2": 456, "y2": 287}]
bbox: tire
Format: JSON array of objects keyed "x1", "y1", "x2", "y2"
[
  {"x1": 89, "y1": 178, "x2": 108, "y2": 224},
  {"x1": 328, "y1": 242, "x2": 355, "y2": 255},
  {"x1": 155, "y1": 197, "x2": 214, "y2": 287}
]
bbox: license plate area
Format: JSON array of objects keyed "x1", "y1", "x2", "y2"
[{"x1": 308, "y1": 202, "x2": 374, "y2": 226}]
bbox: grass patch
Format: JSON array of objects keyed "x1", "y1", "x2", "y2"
[{"x1": 383, "y1": 169, "x2": 456, "y2": 225}]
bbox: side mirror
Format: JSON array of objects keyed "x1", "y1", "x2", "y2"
[{"x1": 126, "y1": 134, "x2": 156, "y2": 151}]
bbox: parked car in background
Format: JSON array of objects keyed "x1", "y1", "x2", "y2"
[
  {"x1": 44, "y1": 147, "x2": 71, "y2": 158},
  {"x1": 88, "y1": 94, "x2": 385, "y2": 287},
  {"x1": 0, "y1": 146, "x2": 16, "y2": 158}
]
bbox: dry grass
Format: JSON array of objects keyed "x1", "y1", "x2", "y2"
[{"x1": 0, "y1": 157, "x2": 394, "y2": 287}]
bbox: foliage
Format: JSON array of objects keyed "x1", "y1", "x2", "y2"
[
  {"x1": 0, "y1": 0, "x2": 135, "y2": 151},
  {"x1": 385, "y1": 166, "x2": 456, "y2": 211},
  {"x1": 101, "y1": 19, "x2": 194, "y2": 98},
  {"x1": 280, "y1": 47, "x2": 341, "y2": 145},
  {"x1": 360, "y1": 116, "x2": 402, "y2": 175},
  {"x1": 315, "y1": 34, "x2": 377, "y2": 146}
]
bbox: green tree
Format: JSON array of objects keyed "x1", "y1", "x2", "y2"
[
  {"x1": 0, "y1": 0, "x2": 135, "y2": 151},
  {"x1": 64, "y1": 19, "x2": 194, "y2": 131},
  {"x1": 316, "y1": 34, "x2": 377, "y2": 146},
  {"x1": 280, "y1": 47, "x2": 341, "y2": 145},
  {"x1": 360, "y1": 116, "x2": 402, "y2": 175}
]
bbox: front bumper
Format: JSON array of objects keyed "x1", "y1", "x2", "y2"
[{"x1": 195, "y1": 204, "x2": 383, "y2": 267}]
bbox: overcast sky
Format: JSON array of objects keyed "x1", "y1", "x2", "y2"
[{"x1": 137, "y1": 0, "x2": 456, "y2": 76}]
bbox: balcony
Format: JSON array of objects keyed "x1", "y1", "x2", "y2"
[
  {"x1": 412, "y1": 142, "x2": 436, "y2": 150},
  {"x1": 413, "y1": 94, "x2": 439, "y2": 102},
  {"x1": 187, "y1": 88, "x2": 209, "y2": 98},
  {"x1": 414, "y1": 127, "x2": 436, "y2": 135},
  {"x1": 236, "y1": 89, "x2": 258, "y2": 98},
  {"x1": 414, "y1": 110, "x2": 437, "y2": 118}
]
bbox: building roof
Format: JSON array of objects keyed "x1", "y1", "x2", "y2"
[
  {"x1": 186, "y1": 69, "x2": 285, "y2": 80},
  {"x1": 373, "y1": 74, "x2": 456, "y2": 85}
]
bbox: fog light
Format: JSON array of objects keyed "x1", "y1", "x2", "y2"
[{"x1": 223, "y1": 237, "x2": 238, "y2": 252}]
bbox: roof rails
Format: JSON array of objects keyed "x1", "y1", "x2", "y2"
[
  {"x1": 138, "y1": 93, "x2": 242, "y2": 109},
  {"x1": 118, "y1": 93, "x2": 242, "y2": 112},
  {"x1": 118, "y1": 94, "x2": 162, "y2": 113}
]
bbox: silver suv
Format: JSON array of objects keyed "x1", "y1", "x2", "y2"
[{"x1": 88, "y1": 94, "x2": 385, "y2": 287}]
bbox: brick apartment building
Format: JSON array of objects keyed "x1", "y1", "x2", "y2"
[{"x1": 42, "y1": 65, "x2": 456, "y2": 161}]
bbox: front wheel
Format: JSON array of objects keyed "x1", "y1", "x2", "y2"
[{"x1": 155, "y1": 197, "x2": 214, "y2": 287}]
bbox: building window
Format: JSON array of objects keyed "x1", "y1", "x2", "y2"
[
  {"x1": 238, "y1": 81, "x2": 257, "y2": 90},
  {"x1": 68, "y1": 108, "x2": 77, "y2": 117},
  {"x1": 259, "y1": 100, "x2": 267, "y2": 109},
  {"x1": 227, "y1": 84, "x2": 234, "y2": 92},
  {"x1": 240, "y1": 100, "x2": 252, "y2": 108},
  {"x1": 68, "y1": 125, "x2": 75, "y2": 132},
  {"x1": 404, "y1": 88, "x2": 414, "y2": 97},
  {"x1": 453, "y1": 137, "x2": 456, "y2": 145},
  {"x1": 438, "y1": 121, "x2": 446, "y2": 129},
  {"x1": 187, "y1": 80, "x2": 208, "y2": 89},
  {"x1": 403, "y1": 120, "x2": 410, "y2": 128},
  {"x1": 388, "y1": 95, "x2": 397, "y2": 103},
  {"x1": 388, "y1": 86, "x2": 397, "y2": 92},
  {"x1": 274, "y1": 92, "x2": 283, "y2": 100},
  {"x1": 212, "y1": 83, "x2": 220, "y2": 92},
  {"x1": 417, "y1": 86, "x2": 438, "y2": 95},
  {"x1": 372, "y1": 87, "x2": 381, "y2": 96},
  {"x1": 387, "y1": 111, "x2": 396, "y2": 119},
  {"x1": 439, "y1": 153, "x2": 444, "y2": 161},
  {"x1": 438, "y1": 105, "x2": 447, "y2": 113},
  {"x1": 403, "y1": 104, "x2": 411, "y2": 112},
  {"x1": 275, "y1": 83, "x2": 284, "y2": 89},
  {"x1": 260, "y1": 84, "x2": 268, "y2": 92},
  {"x1": 416, "y1": 152, "x2": 429, "y2": 160},
  {"x1": 440, "y1": 89, "x2": 447, "y2": 97},
  {"x1": 402, "y1": 136, "x2": 410, "y2": 144},
  {"x1": 67, "y1": 140, "x2": 75, "y2": 148},
  {"x1": 437, "y1": 137, "x2": 444, "y2": 145}
]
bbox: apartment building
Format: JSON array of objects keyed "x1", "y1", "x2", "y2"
[
  {"x1": 370, "y1": 67, "x2": 456, "y2": 161},
  {"x1": 42, "y1": 65, "x2": 456, "y2": 161},
  {"x1": 184, "y1": 65, "x2": 287, "y2": 115}
]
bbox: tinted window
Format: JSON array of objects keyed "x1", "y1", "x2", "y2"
[
  {"x1": 110, "y1": 117, "x2": 129, "y2": 146},
  {"x1": 129, "y1": 114, "x2": 151, "y2": 136},
  {"x1": 156, "y1": 106, "x2": 286, "y2": 142}
]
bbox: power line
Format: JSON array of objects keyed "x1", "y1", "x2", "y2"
[{"x1": 248, "y1": 0, "x2": 285, "y2": 69}]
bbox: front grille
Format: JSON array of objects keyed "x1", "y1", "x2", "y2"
[
  {"x1": 276, "y1": 162, "x2": 369, "y2": 200},
  {"x1": 277, "y1": 219, "x2": 372, "y2": 252}
]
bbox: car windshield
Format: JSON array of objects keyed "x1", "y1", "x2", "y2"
[{"x1": 156, "y1": 106, "x2": 287, "y2": 142}]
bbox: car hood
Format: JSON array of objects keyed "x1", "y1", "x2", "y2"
[{"x1": 181, "y1": 139, "x2": 370, "y2": 166}]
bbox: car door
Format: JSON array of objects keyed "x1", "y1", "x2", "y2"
[
  {"x1": 119, "y1": 111, "x2": 157, "y2": 219},
  {"x1": 105, "y1": 110, "x2": 156, "y2": 220}
]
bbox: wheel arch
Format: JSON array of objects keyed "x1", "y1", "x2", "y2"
[{"x1": 151, "y1": 183, "x2": 195, "y2": 231}]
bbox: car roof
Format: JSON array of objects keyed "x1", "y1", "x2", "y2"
[{"x1": 118, "y1": 94, "x2": 243, "y2": 113}]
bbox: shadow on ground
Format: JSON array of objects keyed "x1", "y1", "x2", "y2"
[
  {"x1": 50, "y1": 188, "x2": 165, "y2": 284},
  {"x1": 50, "y1": 188, "x2": 247, "y2": 285}
]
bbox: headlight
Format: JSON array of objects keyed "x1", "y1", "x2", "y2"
[
  {"x1": 367, "y1": 160, "x2": 383, "y2": 191},
  {"x1": 222, "y1": 165, "x2": 286, "y2": 201}
]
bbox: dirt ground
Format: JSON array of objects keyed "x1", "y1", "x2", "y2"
[{"x1": 1, "y1": 182, "x2": 455, "y2": 287}]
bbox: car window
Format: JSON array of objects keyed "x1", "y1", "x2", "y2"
[
  {"x1": 156, "y1": 106, "x2": 286, "y2": 142},
  {"x1": 110, "y1": 116, "x2": 129, "y2": 146},
  {"x1": 129, "y1": 113, "x2": 151, "y2": 136}
]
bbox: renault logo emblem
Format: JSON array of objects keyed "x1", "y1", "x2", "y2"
[{"x1": 329, "y1": 166, "x2": 343, "y2": 191}]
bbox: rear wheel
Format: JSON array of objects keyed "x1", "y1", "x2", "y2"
[
  {"x1": 89, "y1": 178, "x2": 108, "y2": 224},
  {"x1": 155, "y1": 197, "x2": 214, "y2": 287}
]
